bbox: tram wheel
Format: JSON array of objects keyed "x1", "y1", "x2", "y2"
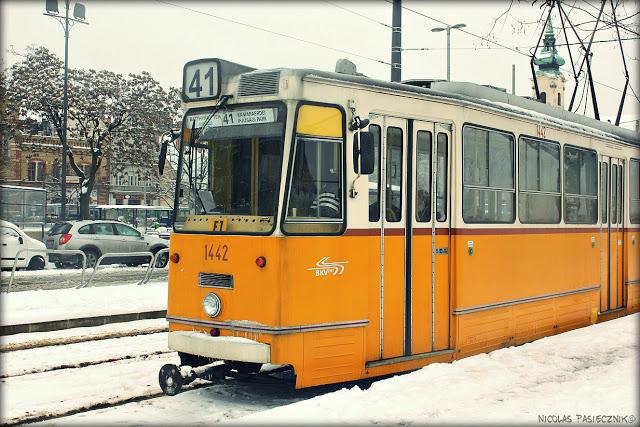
[{"x1": 159, "y1": 364, "x2": 183, "y2": 396}]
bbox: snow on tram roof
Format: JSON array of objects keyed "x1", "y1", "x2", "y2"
[{"x1": 271, "y1": 67, "x2": 639, "y2": 147}]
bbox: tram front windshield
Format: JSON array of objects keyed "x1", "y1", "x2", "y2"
[{"x1": 174, "y1": 104, "x2": 285, "y2": 233}]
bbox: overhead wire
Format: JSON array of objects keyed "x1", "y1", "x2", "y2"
[
  {"x1": 323, "y1": 1, "x2": 392, "y2": 29},
  {"x1": 158, "y1": 0, "x2": 636, "y2": 106},
  {"x1": 155, "y1": 0, "x2": 392, "y2": 66},
  {"x1": 394, "y1": 1, "x2": 638, "y2": 101}
]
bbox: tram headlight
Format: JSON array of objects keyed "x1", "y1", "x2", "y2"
[{"x1": 202, "y1": 293, "x2": 221, "y2": 318}]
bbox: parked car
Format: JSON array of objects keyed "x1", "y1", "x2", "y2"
[
  {"x1": 0, "y1": 219, "x2": 47, "y2": 270},
  {"x1": 45, "y1": 220, "x2": 169, "y2": 269}
]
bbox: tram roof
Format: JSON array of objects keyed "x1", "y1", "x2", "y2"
[{"x1": 264, "y1": 67, "x2": 639, "y2": 147}]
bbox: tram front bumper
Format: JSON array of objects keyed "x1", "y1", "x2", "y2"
[{"x1": 168, "y1": 331, "x2": 271, "y2": 364}]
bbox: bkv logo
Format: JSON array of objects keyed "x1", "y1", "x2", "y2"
[{"x1": 307, "y1": 257, "x2": 348, "y2": 277}]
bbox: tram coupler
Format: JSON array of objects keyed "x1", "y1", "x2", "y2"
[{"x1": 159, "y1": 361, "x2": 230, "y2": 396}]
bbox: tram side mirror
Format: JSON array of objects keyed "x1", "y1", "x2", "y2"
[
  {"x1": 18, "y1": 236, "x2": 23, "y2": 244},
  {"x1": 158, "y1": 130, "x2": 180, "y2": 176},
  {"x1": 353, "y1": 131, "x2": 375, "y2": 175},
  {"x1": 158, "y1": 138, "x2": 169, "y2": 176}
]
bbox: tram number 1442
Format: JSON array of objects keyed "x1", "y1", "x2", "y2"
[{"x1": 204, "y1": 244, "x2": 229, "y2": 262}]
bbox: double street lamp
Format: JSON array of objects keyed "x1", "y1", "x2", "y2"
[
  {"x1": 43, "y1": 0, "x2": 88, "y2": 220},
  {"x1": 431, "y1": 23, "x2": 466, "y2": 82}
]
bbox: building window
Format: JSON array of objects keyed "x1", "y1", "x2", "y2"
[
  {"x1": 463, "y1": 125, "x2": 515, "y2": 223},
  {"x1": 557, "y1": 93, "x2": 561, "y2": 106},
  {"x1": 540, "y1": 92, "x2": 547, "y2": 104},
  {"x1": 51, "y1": 162, "x2": 61, "y2": 180},
  {"x1": 518, "y1": 137, "x2": 561, "y2": 223},
  {"x1": 27, "y1": 160, "x2": 46, "y2": 182},
  {"x1": 563, "y1": 146, "x2": 598, "y2": 224}
]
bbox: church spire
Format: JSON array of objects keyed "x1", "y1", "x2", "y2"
[{"x1": 534, "y1": 18, "x2": 565, "y2": 75}]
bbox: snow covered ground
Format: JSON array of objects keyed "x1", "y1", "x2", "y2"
[
  {"x1": 1, "y1": 275, "x2": 637, "y2": 425},
  {"x1": 231, "y1": 314, "x2": 639, "y2": 426},
  {"x1": 1, "y1": 281, "x2": 167, "y2": 325},
  {"x1": 3, "y1": 314, "x2": 634, "y2": 425}
]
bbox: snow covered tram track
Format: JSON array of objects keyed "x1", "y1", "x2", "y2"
[
  {"x1": 3, "y1": 379, "x2": 212, "y2": 427},
  {"x1": 0, "y1": 324, "x2": 168, "y2": 352},
  {"x1": 1, "y1": 352, "x2": 181, "y2": 425},
  {"x1": 1, "y1": 332, "x2": 170, "y2": 378},
  {"x1": 0, "y1": 349, "x2": 174, "y2": 379}
]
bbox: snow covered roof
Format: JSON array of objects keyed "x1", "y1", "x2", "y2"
[{"x1": 266, "y1": 68, "x2": 638, "y2": 147}]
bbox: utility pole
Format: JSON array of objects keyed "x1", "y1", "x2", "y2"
[
  {"x1": 43, "y1": 0, "x2": 88, "y2": 220},
  {"x1": 391, "y1": 0, "x2": 402, "y2": 82},
  {"x1": 512, "y1": 64, "x2": 516, "y2": 95}
]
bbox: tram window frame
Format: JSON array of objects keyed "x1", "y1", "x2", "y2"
[
  {"x1": 518, "y1": 135, "x2": 561, "y2": 224},
  {"x1": 436, "y1": 132, "x2": 448, "y2": 222},
  {"x1": 601, "y1": 161, "x2": 608, "y2": 224},
  {"x1": 462, "y1": 123, "x2": 516, "y2": 224},
  {"x1": 630, "y1": 158, "x2": 640, "y2": 224},
  {"x1": 368, "y1": 125, "x2": 382, "y2": 222},
  {"x1": 415, "y1": 130, "x2": 432, "y2": 223},
  {"x1": 563, "y1": 145, "x2": 598, "y2": 224},
  {"x1": 618, "y1": 162, "x2": 624, "y2": 225},
  {"x1": 281, "y1": 102, "x2": 347, "y2": 236},
  {"x1": 386, "y1": 126, "x2": 403, "y2": 223}
]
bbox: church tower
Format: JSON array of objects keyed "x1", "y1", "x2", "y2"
[{"x1": 532, "y1": 18, "x2": 566, "y2": 108}]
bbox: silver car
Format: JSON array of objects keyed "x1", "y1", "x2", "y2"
[{"x1": 46, "y1": 220, "x2": 169, "y2": 269}]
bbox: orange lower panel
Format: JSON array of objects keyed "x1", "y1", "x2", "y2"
[{"x1": 455, "y1": 290, "x2": 599, "y2": 359}]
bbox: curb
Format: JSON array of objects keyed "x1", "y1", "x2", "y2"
[{"x1": 0, "y1": 310, "x2": 167, "y2": 336}]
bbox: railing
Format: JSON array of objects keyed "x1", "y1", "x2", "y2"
[
  {"x1": 80, "y1": 252, "x2": 155, "y2": 288},
  {"x1": 140, "y1": 248, "x2": 170, "y2": 285},
  {"x1": 4, "y1": 248, "x2": 170, "y2": 292},
  {"x1": 5, "y1": 249, "x2": 87, "y2": 293}
]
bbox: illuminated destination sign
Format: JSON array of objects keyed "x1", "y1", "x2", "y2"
[{"x1": 189, "y1": 108, "x2": 277, "y2": 129}]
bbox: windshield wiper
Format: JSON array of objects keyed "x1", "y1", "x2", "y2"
[
  {"x1": 189, "y1": 94, "x2": 232, "y2": 215},
  {"x1": 193, "y1": 95, "x2": 232, "y2": 144}
]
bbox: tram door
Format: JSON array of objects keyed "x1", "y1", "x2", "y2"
[
  {"x1": 600, "y1": 156, "x2": 624, "y2": 312},
  {"x1": 371, "y1": 115, "x2": 450, "y2": 361}
]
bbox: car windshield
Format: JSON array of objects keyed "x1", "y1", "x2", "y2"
[
  {"x1": 174, "y1": 103, "x2": 286, "y2": 234},
  {"x1": 47, "y1": 222, "x2": 72, "y2": 236}
]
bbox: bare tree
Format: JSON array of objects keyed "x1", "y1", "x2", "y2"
[{"x1": 7, "y1": 46, "x2": 179, "y2": 218}]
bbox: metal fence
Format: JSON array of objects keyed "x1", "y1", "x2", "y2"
[{"x1": 4, "y1": 248, "x2": 169, "y2": 293}]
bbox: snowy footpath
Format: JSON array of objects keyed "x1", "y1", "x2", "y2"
[
  {"x1": 1, "y1": 280, "x2": 167, "y2": 326},
  {"x1": 230, "y1": 314, "x2": 639, "y2": 425}
]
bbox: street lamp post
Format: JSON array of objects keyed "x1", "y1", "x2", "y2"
[
  {"x1": 431, "y1": 23, "x2": 466, "y2": 81},
  {"x1": 43, "y1": 0, "x2": 87, "y2": 220}
]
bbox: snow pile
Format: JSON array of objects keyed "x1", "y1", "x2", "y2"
[
  {"x1": 231, "y1": 314, "x2": 639, "y2": 425},
  {"x1": 1, "y1": 281, "x2": 167, "y2": 325}
]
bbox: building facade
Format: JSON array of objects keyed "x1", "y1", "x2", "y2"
[{"x1": 0, "y1": 124, "x2": 110, "y2": 214}]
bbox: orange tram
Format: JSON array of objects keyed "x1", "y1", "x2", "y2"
[{"x1": 157, "y1": 58, "x2": 640, "y2": 395}]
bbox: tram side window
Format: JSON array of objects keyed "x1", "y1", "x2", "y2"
[
  {"x1": 386, "y1": 127, "x2": 403, "y2": 222},
  {"x1": 518, "y1": 137, "x2": 561, "y2": 224},
  {"x1": 601, "y1": 162, "x2": 608, "y2": 223},
  {"x1": 284, "y1": 136, "x2": 343, "y2": 233},
  {"x1": 563, "y1": 146, "x2": 598, "y2": 224},
  {"x1": 369, "y1": 125, "x2": 382, "y2": 222},
  {"x1": 611, "y1": 165, "x2": 618, "y2": 224},
  {"x1": 436, "y1": 132, "x2": 448, "y2": 222},
  {"x1": 415, "y1": 130, "x2": 432, "y2": 222},
  {"x1": 462, "y1": 125, "x2": 515, "y2": 223},
  {"x1": 630, "y1": 159, "x2": 639, "y2": 224}
]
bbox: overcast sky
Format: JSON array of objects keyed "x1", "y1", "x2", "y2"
[{"x1": 2, "y1": 1, "x2": 638, "y2": 127}]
